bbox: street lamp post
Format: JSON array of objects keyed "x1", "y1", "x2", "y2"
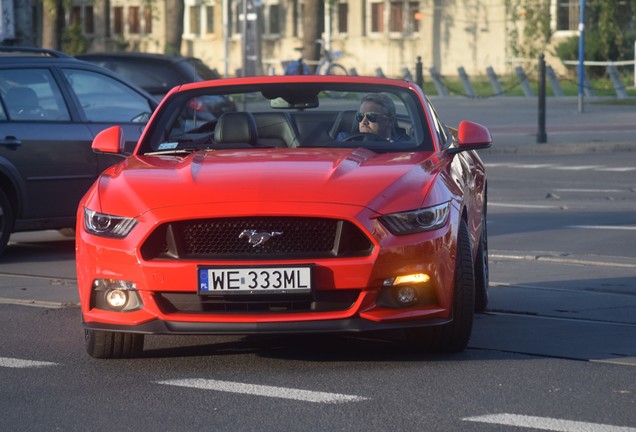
[{"x1": 577, "y1": 0, "x2": 585, "y2": 113}]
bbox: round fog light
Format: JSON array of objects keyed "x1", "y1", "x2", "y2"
[
  {"x1": 105, "y1": 289, "x2": 128, "y2": 310},
  {"x1": 395, "y1": 286, "x2": 418, "y2": 306}
]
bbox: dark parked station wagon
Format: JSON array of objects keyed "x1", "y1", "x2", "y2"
[{"x1": 0, "y1": 47, "x2": 158, "y2": 254}]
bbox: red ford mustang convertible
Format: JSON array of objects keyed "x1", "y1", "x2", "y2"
[{"x1": 76, "y1": 75, "x2": 492, "y2": 358}]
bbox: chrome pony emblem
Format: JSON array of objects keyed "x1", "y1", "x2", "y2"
[{"x1": 239, "y1": 229, "x2": 283, "y2": 247}]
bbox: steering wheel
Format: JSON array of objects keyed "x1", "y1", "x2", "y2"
[{"x1": 342, "y1": 132, "x2": 387, "y2": 142}]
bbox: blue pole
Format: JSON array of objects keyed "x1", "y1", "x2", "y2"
[{"x1": 577, "y1": 0, "x2": 585, "y2": 113}]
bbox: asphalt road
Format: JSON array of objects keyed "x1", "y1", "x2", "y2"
[{"x1": 0, "y1": 96, "x2": 635, "y2": 431}]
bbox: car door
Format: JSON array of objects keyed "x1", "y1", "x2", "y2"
[
  {"x1": 59, "y1": 67, "x2": 155, "y2": 170},
  {"x1": 0, "y1": 67, "x2": 97, "y2": 221}
]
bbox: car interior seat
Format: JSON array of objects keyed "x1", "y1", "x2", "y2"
[
  {"x1": 5, "y1": 87, "x2": 46, "y2": 120},
  {"x1": 329, "y1": 110, "x2": 358, "y2": 140},
  {"x1": 214, "y1": 111, "x2": 258, "y2": 147},
  {"x1": 253, "y1": 112, "x2": 300, "y2": 148}
]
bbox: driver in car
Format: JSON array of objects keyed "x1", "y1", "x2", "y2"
[{"x1": 338, "y1": 93, "x2": 408, "y2": 142}]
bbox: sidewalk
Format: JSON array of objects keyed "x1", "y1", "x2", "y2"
[{"x1": 431, "y1": 96, "x2": 636, "y2": 154}]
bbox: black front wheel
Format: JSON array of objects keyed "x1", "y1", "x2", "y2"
[
  {"x1": 85, "y1": 329, "x2": 145, "y2": 359},
  {"x1": 405, "y1": 219, "x2": 475, "y2": 353}
]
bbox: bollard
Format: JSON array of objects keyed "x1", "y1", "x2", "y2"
[
  {"x1": 428, "y1": 67, "x2": 449, "y2": 97},
  {"x1": 537, "y1": 54, "x2": 547, "y2": 144},
  {"x1": 607, "y1": 65, "x2": 628, "y2": 99},
  {"x1": 416, "y1": 56, "x2": 424, "y2": 89},
  {"x1": 402, "y1": 67, "x2": 414, "y2": 81},
  {"x1": 486, "y1": 66, "x2": 503, "y2": 96},
  {"x1": 457, "y1": 67, "x2": 476, "y2": 98},
  {"x1": 515, "y1": 66, "x2": 534, "y2": 97},
  {"x1": 546, "y1": 65, "x2": 564, "y2": 97}
]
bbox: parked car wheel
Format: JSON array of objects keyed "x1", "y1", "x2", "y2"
[
  {"x1": 85, "y1": 329, "x2": 144, "y2": 359},
  {"x1": 406, "y1": 220, "x2": 475, "y2": 353},
  {"x1": 0, "y1": 189, "x2": 14, "y2": 255}
]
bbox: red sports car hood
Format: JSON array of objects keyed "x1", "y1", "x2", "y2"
[{"x1": 97, "y1": 148, "x2": 444, "y2": 216}]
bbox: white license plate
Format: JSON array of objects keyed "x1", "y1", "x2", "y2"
[{"x1": 198, "y1": 266, "x2": 312, "y2": 294}]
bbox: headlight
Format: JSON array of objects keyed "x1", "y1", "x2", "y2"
[
  {"x1": 380, "y1": 202, "x2": 450, "y2": 235},
  {"x1": 84, "y1": 208, "x2": 138, "y2": 238}
]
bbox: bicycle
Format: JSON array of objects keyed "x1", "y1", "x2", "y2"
[{"x1": 283, "y1": 39, "x2": 348, "y2": 98}]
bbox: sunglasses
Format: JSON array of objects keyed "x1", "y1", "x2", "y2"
[{"x1": 355, "y1": 112, "x2": 388, "y2": 123}]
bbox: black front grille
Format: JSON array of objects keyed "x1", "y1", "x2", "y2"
[
  {"x1": 141, "y1": 217, "x2": 373, "y2": 260},
  {"x1": 155, "y1": 290, "x2": 361, "y2": 314}
]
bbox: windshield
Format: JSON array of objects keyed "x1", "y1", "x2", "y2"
[{"x1": 137, "y1": 82, "x2": 433, "y2": 155}]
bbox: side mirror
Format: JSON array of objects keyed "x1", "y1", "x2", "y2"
[
  {"x1": 448, "y1": 121, "x2": 492, "y2": 154},
  {"x1": 92, "y1": 126, "x2": 126, "y2": 155}
]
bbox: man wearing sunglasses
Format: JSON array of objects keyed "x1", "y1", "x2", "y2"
[{"x1": 338, "y1": 93, "x2": 408, "y2": 142}]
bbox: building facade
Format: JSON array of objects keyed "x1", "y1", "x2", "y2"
[{"x1": 2, "y1": 0, "x2": 584, "y2": 78}]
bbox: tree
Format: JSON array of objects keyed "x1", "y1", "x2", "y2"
[
  {"x1": 589, "y1": 0, "x2": 635, "y2": 61},
  {"x1": 42, "y1": 0, "x2": 64, "y2": 50},
  {"x1": 302, "y1": 0, "x2": 322, "y2": 72},
  {"x1": 504, "y1": 0, "x2": 552, "y2": 68},
  {"x1": 165, "y1": 0, "x2": 184, "y2": 55}
]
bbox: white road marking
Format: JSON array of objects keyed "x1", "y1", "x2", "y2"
[
  {"x1": 592, "y1": 357, "x2": 636, "y2": 367},
  {"x1": 156, "y1": 379, "x2": 369, "y2": 404},
  {"x1": 490, "y1": 253, "x2": 636, "y2": 268},
  {"x1": 554, "y1": 188, "x2": 625, "y2": 193},
  {"x1": 596, "y1": 167, "x2": 636, "y2": 172},
  {"x1": 463, "y1": 413, "x2": 636, "y2": 431},
  {"x1": 486, "y1": 163, "x2": 635, "y2": 172},
  {"x1": 568, "y1": 225, "x2": 636, "y2": 231},
  {"x1": 0, "y1": 357, "x2": 58, "y2": 368},
  {"x1": 0, "y1": 297, "x2": 72, "y2": 309},
  {"x1": 490, "y1": 202, "x2": 559, "y2": 209},
  {"x1": 552, "y1": 165, "x2": 604, "y2": 171}
]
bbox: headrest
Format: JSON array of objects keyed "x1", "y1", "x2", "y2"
[{"x1": 214, "y1": 112, "x2": 258, "y2": 145}]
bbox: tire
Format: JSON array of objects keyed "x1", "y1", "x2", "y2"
[
  {"x1": 406, "y1": 219, "x2": 475, "y2": 353},
  {"x1": 0, "y1": 188, "x2": 14, "y2": 256},
  {"x1": 85, "y1": 329, "x2": 144, "y2": 359},
  {"x1": 474, "y1": 216, "x2": 489, "y2": 312},
  {"x1": 326, "y1": 63, "x2": 348, "y2": 76}
]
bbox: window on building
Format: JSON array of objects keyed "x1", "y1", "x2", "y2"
[
  {"x1": 556, "y1": 0, "x2": 579, "y2": 31},
  {"x1": 409, "y1": 2, "x2": 419, "y2": 32},
  {"x1": 337, "y1": 2, "x2": 348, "y2": 33},
  {"x1": 144, "y1": 6, "x2": 152, "y2": 34},
  {"x1": 70, "y1": 6, "x2": 81, "y2": 26},
  {"x1": 368, "y1": 0, "x2": 420, "y2": 34},
  {"x1": 206, "y1": 5, "x2": 214, "y2": 34},
  {"x1": 269, "y1": 3, "x2": 280, "y2": 35},
  {"x1": 371, "y1": 2, "x2": 384, "y2": 33},
  {"x1": 85, "y1": 6, "x2": 94, "y2": 34},
  {"x1": 386, "y1": 0, "x2": 420, "y2": 33},
  {"x1": 190, "y1": 5, "x2": 201, "y2": 35},
  {"x1": 114, "y1": 6, "x2": 124, "y2": 34},
  {"x1": 389, "y1": 1, "x2": 402, "y2": 32},
  {"x1": 129, "y1": 6, "x2": 140, "y2": 34}
]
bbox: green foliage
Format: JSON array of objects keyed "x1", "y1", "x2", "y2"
[
  {"x1": 591, "y1": 0, "x2": 628, "y2": 60},
  {"x1": 61, "y1": 23, "x2": 88, "y2": 55},
  {"x1": 505, "y1": 0, "x2": 552, "y2": 64}
]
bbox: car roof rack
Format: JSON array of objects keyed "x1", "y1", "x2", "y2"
[{"x1": 0, "y1": 46, "x2": 72, "y2": 58}]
